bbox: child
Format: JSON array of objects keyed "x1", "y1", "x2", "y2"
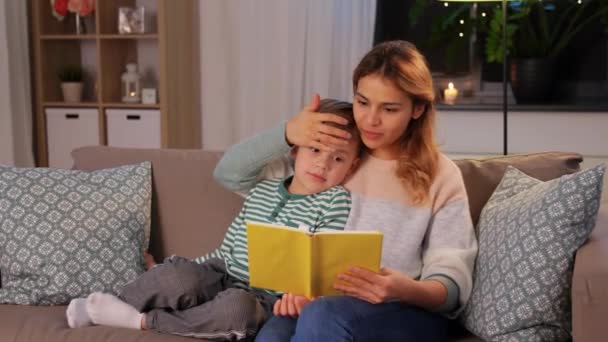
[{"x1": 65, "y1": 98, "x2": 362, "y2": 341}]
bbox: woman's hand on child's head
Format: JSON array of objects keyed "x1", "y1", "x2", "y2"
[
  {"x1": 273, "y1": 293, "x2": 313, "y2": 318},
  {"x1": 334, "y1": 266, "x2": 414, "y2": 304},
  {"x1": 286, "y1": 93, "x2": 352, "y2": 152}
]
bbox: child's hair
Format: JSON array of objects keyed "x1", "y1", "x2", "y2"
[
  {"x1": 318, "y1": 98, "x2": 363, "y2": 157},
  {"x1": 352, "y1": 40, "x2": 439, "y2": 205}
]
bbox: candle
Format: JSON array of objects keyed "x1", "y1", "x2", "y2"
[{"x1": 444, "y1": 82, "x2": 458, "y2": 105}]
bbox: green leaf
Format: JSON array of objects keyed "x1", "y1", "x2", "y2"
[{"x1": 408, "y1": 0, "x2": 429, "y2": 27}]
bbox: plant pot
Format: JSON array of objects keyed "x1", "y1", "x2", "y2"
[
  {"x1": 481, "y1": 61, "x2": 509, "y2": 83},
  {"x1": 510, "y1": 58, "x2": 556, "y2": 104},
  {"x1": 61, "y1": 82, "x2": 83, "y2": 103}
]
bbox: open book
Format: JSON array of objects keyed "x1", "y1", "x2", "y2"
[{"x1": 246, "y1": 221, "x2": 383, "y2": 298}]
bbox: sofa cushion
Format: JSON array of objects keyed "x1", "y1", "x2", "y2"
[
  {"x1": 0, "y1": 304, "x2": 200, "y2": 341},
  {"x1": 462, "y1": 165, "x2": 605, "y2": 341},
  {"x1": 455, "y1": 152, "x2": 582, "y2": 227},
  {"x1": 71, "y1": 146, "x2": 244, "y2": 260},
  {"x1": 0, "y1": 163, "x2": 151, "y2": 305}
]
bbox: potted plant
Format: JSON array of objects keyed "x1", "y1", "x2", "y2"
[
  {"x1": 408, "y1": 1, "x2": 475, "y2": 74},
  {"x1": 58, "y1": 65, "x2": 84, "y2": 103},
  {"x1": 485, "y1": 0, "x2": 608, "y2": 103}
]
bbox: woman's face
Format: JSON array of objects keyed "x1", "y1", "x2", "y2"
[{"x1": 353, "y1": 73, "x2": 425, "y2": 160}]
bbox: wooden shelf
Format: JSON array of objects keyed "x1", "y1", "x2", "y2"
[
  {"x1": 99, "y1": 34, "x2": 158, "y2": 40},
  {"x1": 32, "y1": 0, "x2": 200, "y2": 167},
  {"x1": 41, "y1": 34, "x2": 97, "y2": 40},
  {"x1": 44, "y1": 101, "x2": 100, "y2": 108},
  {"x1": 102, "y1": 103, "x2": 160, "y2": 109}
]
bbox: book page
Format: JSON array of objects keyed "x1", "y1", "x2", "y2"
[
  {"x1": 311, "y1": 231, "x2": 383, "y2": 297},
  {"x1": 246, "y1": 222, "x2": 313, "y2": 297}
]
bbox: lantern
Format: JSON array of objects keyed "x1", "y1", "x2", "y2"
[{"x1": 121, "y1": 63, "x2": 141, "y2": 103}]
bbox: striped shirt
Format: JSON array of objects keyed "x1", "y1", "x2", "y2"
[{"x1": 194, "y1": 176, "x2": 351, "y2": 285}]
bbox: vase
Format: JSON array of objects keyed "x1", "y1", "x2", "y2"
[
  {"x1": 61, "y1": 82, "x2": 83, "y2": 103},
  {"x1": 510, "y1": 58, "x2": 556, "y2": 104},
  {"x1": 75, "y1": 14, "x2": 86, "y2": 34}
]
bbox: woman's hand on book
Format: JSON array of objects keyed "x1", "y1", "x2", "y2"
[
  {"x1": 334, "y1": 266, "x2": 414, "y2": 304},
  {"x1": 273, "y1": 293, "x2": 313, "y2": 318},
  {"x1": 285, "y1": 93, "x2": 351, "y2": 152}
]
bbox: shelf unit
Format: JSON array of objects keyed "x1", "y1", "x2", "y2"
[{"x1": 31, "y1": 0, "x2": 200, "y2": 166}]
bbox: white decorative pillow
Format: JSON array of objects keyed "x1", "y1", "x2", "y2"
[{"x1": 0, "y1": 162, "x2": 151, "y2": 305}]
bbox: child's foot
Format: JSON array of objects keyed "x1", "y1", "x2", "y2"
[
  {"x1": 86, "y1": 292, "x2": 144, "y2": 330},
  {"x1": 144, "y1": 251, "x2": 157, "y2": 270},
  {"x1": 66, "y1": 298, "x2": 93, "y2": 328}
]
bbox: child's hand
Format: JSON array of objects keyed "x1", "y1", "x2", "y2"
[
  {"x1": 143, "y1": 251, "x2": 156, "y2": 270},
  {"x1": 273, "y1": 293, "x2": 313, "y2": 318}
]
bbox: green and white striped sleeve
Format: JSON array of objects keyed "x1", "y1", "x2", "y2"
[
  {"x1": 193, "y1": 196, "x2": 250, "y2": 264},
  {"x1": 213, "y1": 121, "x2": 292, "y2": 195},
  {"x1": 194, "y1": 208, "x2": 246, "y2": 264},
  {"x1": 315, "y1": 187, "x2": 352, "y2": 233}
]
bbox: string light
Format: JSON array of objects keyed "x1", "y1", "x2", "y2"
[
  {"x1": 481, "y1": 12, "x2": 487, "y2": 17},
  {"x1": 460, "y1": 19, "x2": 465, "y2": 24},
  {"x1": 444, "y1": 2, "x2": 449, "y2": 7},
  {"x1": 459, "y1": 32, "x2": 464, "y2": 37}
]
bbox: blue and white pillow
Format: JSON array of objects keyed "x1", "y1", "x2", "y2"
[
  {"x1": 0, "y1": 162, "x2": 151, "y2": 305},
  {"x1": 462, "y1": 164, "x2": 605, "y2": 341}
]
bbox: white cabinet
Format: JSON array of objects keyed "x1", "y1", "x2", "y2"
[
  {"x1": 435, "y1": 110, "x2": 503, "y2": 155},
  {"x1": 45, "y1": 108, "x2": 100, "y2": 169},
  {"x1": 436, "y1": 110, "x2": 608, "y2": 158},
  {"x1": 437, "y1": 109, "x2": 608, "y2": 199},
  {"x1": 105, "y1": 109, "x2": 161, "y2": 148},
  {"x1": 508, "y1": 112, "x2": 608, "y2": 156}
]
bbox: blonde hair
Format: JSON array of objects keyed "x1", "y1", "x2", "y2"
[{"x1": 353, "y1": 40, "x2": 439, "y2": 205}]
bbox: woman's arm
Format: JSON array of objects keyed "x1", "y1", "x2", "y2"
[
  {"x1": 418, "y1": 158, "x2": 478, "y2": 317},
  {"x1": 214, "y1": 94, "x2": 351, "y2": 194},
  {"x1": 213, "y1": 122, "x2": 292, "y2": 194}
]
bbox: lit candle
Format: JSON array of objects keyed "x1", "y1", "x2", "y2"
[{"x1": 444, "y1": 82, "x2": 458, "y2": 105}]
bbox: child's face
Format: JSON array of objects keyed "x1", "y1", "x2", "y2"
[{"x1": 289, "y1": 140, "x2": 360, "y2": 195}]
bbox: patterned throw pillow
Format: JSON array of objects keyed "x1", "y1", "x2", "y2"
[
  {"x1": 0, "y1": 162, "x2": 151, "y2": 305},
  {"x1": 462, "y1": 165, "x2": 605, "y2": 341}
]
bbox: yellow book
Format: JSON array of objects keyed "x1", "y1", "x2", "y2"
[{"x1": 246, "y1": 221, "x2": 383, "y2": 298}]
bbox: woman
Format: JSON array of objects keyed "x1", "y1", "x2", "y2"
[{"x1": 214, "y1": 40, "x2": 477, "y2": 341}]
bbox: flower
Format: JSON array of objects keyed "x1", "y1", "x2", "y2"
[
  {"x1": 51, "y1": 0, "x2": 94, "y2": 21},
  {"x1": 51, "y1": 0, "x2": 68, "y2": 21},
  {"x1": 68, "y1": 0, "x2": 95, "y2": 17}
]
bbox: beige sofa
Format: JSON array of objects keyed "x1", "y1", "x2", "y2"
[{"x1": 0, "y1": 147, "x2": 606, "y2": 342}]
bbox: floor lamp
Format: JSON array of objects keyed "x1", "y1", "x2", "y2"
[{"x1": 440, "y1": 0, "x2": 509, "y2": 155}]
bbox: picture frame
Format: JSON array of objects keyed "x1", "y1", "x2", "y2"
[
  {"x1": 118, "y1": 6, "x2": 145, "y2": 34},
  {"x1": 141, "y1": 88, "x2": 157, "y2": 105}
]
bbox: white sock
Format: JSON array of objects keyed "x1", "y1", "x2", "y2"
[
  {"x1": 86, "y1": 292, "x2": 144, "y2": 330},
  {"x1": 66, "y1": 298, "x2": 93, "y2": 328}
]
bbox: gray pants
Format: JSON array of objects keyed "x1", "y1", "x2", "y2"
[{"x1": 119, "y1": 256, "x2": 276, "y2": 341}]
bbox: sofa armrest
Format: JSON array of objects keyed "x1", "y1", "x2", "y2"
[{"x1": 571, "y1": 205, "x2": 608, "y2": 342}]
